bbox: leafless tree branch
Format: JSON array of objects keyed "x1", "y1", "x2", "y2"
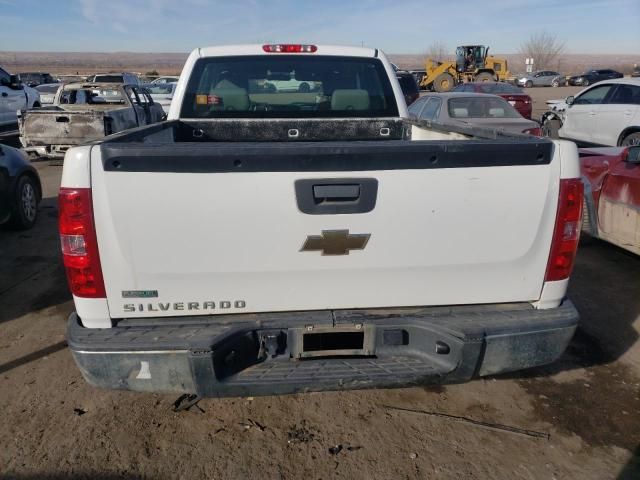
[
  {"x1": 519, "y1": 31, "x2": 566, "y2": 71},
  {"x1": 424, "y1": 41, "x2": 450, "y2": 63}
]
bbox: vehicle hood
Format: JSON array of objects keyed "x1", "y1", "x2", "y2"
[{"x1": 546, "y1": 99, "x2": 567, "y2": 112}]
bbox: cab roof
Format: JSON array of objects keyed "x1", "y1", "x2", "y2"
[{"x1": 197, "y1": 44, "x2": 378, "y2": 59}]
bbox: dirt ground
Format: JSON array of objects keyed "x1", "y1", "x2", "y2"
[{"x1": 1, "y1": 101, "x2": 639, "y2": 479}]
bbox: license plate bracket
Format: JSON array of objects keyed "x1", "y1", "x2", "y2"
[{"x1": 290, "y1": 325, "x2": 375, "y2": 358}]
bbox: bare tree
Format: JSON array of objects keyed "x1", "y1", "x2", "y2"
[
  {"x1": 424, "y1": 41, "x2": 450, "y2": 63},
  {"x1": 519, "y1": 31, "x2": 566, "y2": 71}
]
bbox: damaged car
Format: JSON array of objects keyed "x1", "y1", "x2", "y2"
[
  {"x1": 19, "y1": 83, "x2": 165, "y2": 159},
  {"x1": 0, "y1": 143, "x2": 41, "y2": 229}
]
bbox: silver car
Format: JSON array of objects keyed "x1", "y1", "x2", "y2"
[
  {"x1": 516, "y1": 71, "x2": 564, "y2": 88},
  {"x1": 408, "y1": 92, "x2": 540, "y2": 135}
]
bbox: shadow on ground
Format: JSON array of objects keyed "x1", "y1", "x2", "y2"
[
  {"x1": 503, "y1": 236, "x2": 640, "y2": 379},
  {"x1": 0, "y1": 196, "x2": 71, "y2": 325},
  {"x1": 617, "y1": 445, "x2": 640, "y2": 479}
]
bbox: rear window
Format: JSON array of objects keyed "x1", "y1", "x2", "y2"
[
  {"x1": 448, "y1": 97, "x2": 520, "y2": 118},
  {"x1": 35, "y1": 84, "x2": 59, "y2": 93},
  {"x1": 59, "y1": 88, "x2": 125, "y2": 105},
  {"x1": 180, "y1": 55, "x2": 398, "y2": 118},
  {"x1": 92, "y1": 75, "x2": 124, "y2": 83}
]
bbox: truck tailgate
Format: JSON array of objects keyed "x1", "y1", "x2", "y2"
[
  {"x1": 91, "y1": 140, "x2": 559, "y2": 319},
  {"x1": 21, "y1": 109, "x2": 106, "y2": 146}
]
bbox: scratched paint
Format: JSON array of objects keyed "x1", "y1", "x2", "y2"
[{"x1": 580, "y1": 148, "x2": 640, "y2": 255}]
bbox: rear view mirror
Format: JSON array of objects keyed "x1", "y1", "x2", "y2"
[
  {"x1": 566, "y1": 96, "x2": 574, "y2": 106},
  {"x1": 626, "y1": 146, "x2": 640, "y2": 164}
]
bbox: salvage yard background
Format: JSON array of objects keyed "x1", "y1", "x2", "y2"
[
  {"x1": 1, "y1": 50, "x2": 640, "y2": 478},
  {"x1": 1, "y1": 51, "x2": 639, "y2": 77},
  {"x1": 1, "y1": 84, "x2": 639, "y2": 478}
]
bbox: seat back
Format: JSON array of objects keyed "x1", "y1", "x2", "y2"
[
  {"x1": 209, "y1": 88, "x2": 250, "y2": 111},
  {"x1": 452, "y1": 107, "x2": 469, "y2": 117},
  {"x1": 331, "y1": 89, "x2": 370, "y2": 111}
]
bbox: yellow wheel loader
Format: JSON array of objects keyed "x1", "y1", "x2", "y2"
[{"x1": 420, "y1": 45, "x2": 510, "y2": 92}]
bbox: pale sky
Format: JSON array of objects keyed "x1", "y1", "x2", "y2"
[{"x1": 0, "y1": 0, "x2": 639, "y2": 54}]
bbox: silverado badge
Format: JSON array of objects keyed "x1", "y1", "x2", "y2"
[{"x1": 301, "y1": 230, "x2": 370, "y2": 256}]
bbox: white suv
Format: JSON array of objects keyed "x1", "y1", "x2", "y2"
[
  {"x1": 543, "y1": 78, "x2": 640, "y2": 146},
  {"x1": 0, "y1": 66, "x2": 41, "y2": 132}
]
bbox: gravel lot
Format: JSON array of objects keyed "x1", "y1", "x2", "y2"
[{"x1": 0, "y1": 90, "x2": 638, "y2": 479}]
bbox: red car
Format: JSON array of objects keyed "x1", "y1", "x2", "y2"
[
  {"x1": 580, "y1": 146, "x2": 640, "y2": 255},
  {"x1": 452, "y1": 82, "x2": 533, "y2": 119}
]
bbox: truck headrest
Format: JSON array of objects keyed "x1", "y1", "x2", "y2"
[
  {"x1": 210, "y1": 88, "x2": 250, "y2": 111},
  {"x1": 331, "y1": 89, "x2": 370, "y2": 111}
]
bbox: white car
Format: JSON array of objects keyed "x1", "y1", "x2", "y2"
[
  {"x1": 0, "y1": 66, "x2": 40, "y2": 133},
  {"x1": 144, "y1": 82, "x2": 176, "y2": 114},
  {"x1": 542, "y1": 78, "x2": 640, "y2": 146}
]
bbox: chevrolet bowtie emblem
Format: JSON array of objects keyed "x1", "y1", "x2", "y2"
[{"x1": 301, "y1": 230, "x2": 370, "y2": 256}]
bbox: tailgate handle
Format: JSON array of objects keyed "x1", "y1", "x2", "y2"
[
  {"x1": 56, "y1": 116, "x2": 70, "y2": 123},
  {"x1": 295, "y1": 178, "x2": 378, "y2": 215},
  {"x1": 313, "y1": 184, "x2": 360, "y2": 202}
]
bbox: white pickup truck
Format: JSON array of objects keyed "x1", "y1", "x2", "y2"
[
  {"x1": 62, "y1": 44, "x2": 582, "y2": 398},
  {"x1": 0, "y1": 66, "x2": 40, "y2": 135}
]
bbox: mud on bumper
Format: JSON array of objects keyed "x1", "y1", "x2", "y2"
[{"x1": 67, "y1": 301, "x2": 578, "y2": 398}]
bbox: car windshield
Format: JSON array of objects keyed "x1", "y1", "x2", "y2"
[
  {"x1": 448, "y1": 97, "x2": 521, "y2": 118},
  {"x1": 180, "y1": 55, "x2": 398, "y2": 118}
]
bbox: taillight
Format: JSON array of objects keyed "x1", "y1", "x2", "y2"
[
  {"x1": 59, "y1": 188, "x2": 106, "y2": 298},
  {"x1": 523, "y1": 127, "x2": 542, "y2": 136},
  {"x1": 545, "y1": 179, "x2": 584, "y2": 282},
  {"x1": 262, "y1": 44, "x2": 317, "y2": 53}
]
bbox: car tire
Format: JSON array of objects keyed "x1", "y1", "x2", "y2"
[
  {"x1": 525, "y1": 80, "x2": 533, "y2": 88},
  {"x1": 475, "y1": 72, "x2": 494, "y2": 83},
  {"x1": 620, "y1": 132, "x2": 640, "y2": 146},
  {"x1": 542, "y1": 118, "x2": 561, "y2": 139},
  {"x1": 551, "y1": 79, "x2": 559, "y2": 87},
  {"x1": 8, "y1": 175, "x2": 39, "y2": 230},
  {"x1": 434, "y1": 73, "x2": 455, "y2": 93},
  {"x1": 32, "y1": 101, "x2": 41, "y2": 108},
  {"x1": 582, "y1": 79, "x2": 589, "y2": 86}
]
